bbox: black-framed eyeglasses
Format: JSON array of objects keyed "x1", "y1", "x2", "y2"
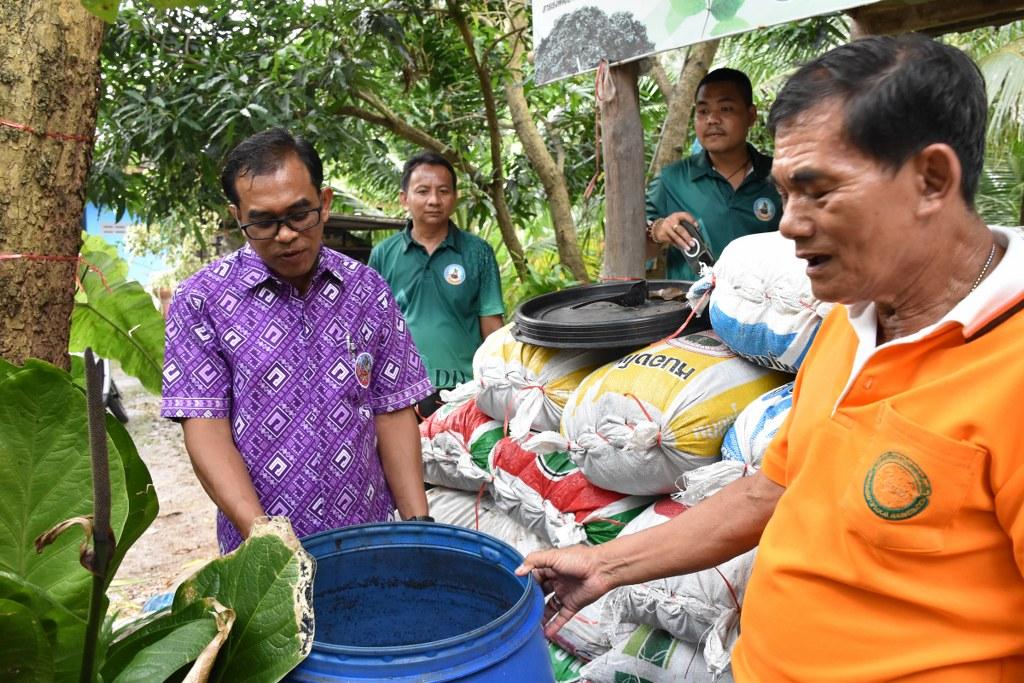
[{"x1": 237, "y1": 204, "x2": 323, "y2": 240}]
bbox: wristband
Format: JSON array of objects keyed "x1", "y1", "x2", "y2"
[
  {"x1": 406, "y1": 515, "x2": 434, "y2": 522},
  {"x1": 646, "y1": 219, "x2": 663, "y2": 244}
]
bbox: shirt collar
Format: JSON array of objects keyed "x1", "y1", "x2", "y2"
[
  {"x1": 401, "y1": 219, "x2": 462, "y2": 254},
  {"x1": 690, "y1": 143, "x2": 771, "y2": 182},
  {"x1": 237, "y1": 243, "x2": 345, "y2": 291},
  {"x1": 837, "y1": 226, "x2": 1024, "y2": 407}
]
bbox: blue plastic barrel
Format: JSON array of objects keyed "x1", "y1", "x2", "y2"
[{"x1": 287, "y1": 522, "x2": 555, "y2": 682}]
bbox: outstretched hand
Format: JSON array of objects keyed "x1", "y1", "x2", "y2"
[{"x1": 516, "y1": 544, "x2": 609, "y2": 638}]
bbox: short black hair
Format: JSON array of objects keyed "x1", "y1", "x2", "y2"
[
  {"x1": 696, "y1": 68, "x2": 754, "y2": 107},
  {"x1": 767, "y1": 34, "x2": 986, "y2": 205},
  {"x1": 220, "y1": 127, "x2": 323, "y2": 205},
  {"x1": 400, "y1": 151, "x2": 458, "y2": 193}
]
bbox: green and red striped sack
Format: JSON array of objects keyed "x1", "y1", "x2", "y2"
[
  {"x1": 490, "y1": 437, "x2": 654, "y2": 548},
  {"x1": 548, "y1": 642, "x2": 586, "y2": 682},
  {"x1": 579, "y1": 625, "x2": 729, "y2": 683},
  {"x1": 419, "y1": 399, "x2": 504, "y2": 491}
]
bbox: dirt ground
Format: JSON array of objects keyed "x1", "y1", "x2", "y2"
[{"x1": 107, "y1": 366, "x2": 219, "y2": 619}]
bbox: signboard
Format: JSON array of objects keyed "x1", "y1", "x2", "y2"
[{"x1": 531, "y1": 0, "x2": 881, "y2": 84}]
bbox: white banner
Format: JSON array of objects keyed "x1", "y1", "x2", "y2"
[{"x1": 531, "y1": 0, "x2": 880, "y2": 85}]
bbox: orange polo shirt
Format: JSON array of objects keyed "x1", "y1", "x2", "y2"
[{"x1": 732, "y1": 227, "x2": 1024, "y2": 682}]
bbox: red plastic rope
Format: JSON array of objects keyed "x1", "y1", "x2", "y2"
[
  {"x1": 583, "y1": 61, "x2": 611, "y2": 201},
  {"x1": 713, "y1": 566, "x2": 742, "y2": 613},
  {"x1": 474, "y1": 483, "x2": 487, "y2": 531},
  {"x1": 0, "y1": 117, "x2": 92, "y2": 143},
  {"x1": 655, "y1": 286, "x2": 712, "y2": 345},
  {"x1": 623, "y1": 392, "x2": 662, "y2": 447},
  {"x1": 0, "y1": 252, "x2": 112, "y2": 293}
]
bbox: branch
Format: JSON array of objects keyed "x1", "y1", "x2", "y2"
[{"x1": 447, "y1": 0, "x2": 528, "y2": 282}]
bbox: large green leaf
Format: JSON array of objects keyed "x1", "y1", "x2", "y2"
[
  {"x1": 102, "y1": 599, "x2": 222, "y2": 683},
  {"x1": 70, "y1": 234, "x2": 165, "y2": 396},
  {"x1": 0, "y1": 361, "x2": 130, "y2": 617},
  {"x1": 0, "y1": 598, "x2": 54, "y2": 682},
  {"x1": 105, "y1": 416, "x2": 160, "y2": 583},
  {"x1": 0, "y1": 572, "x2": 88, "y2": 682},
  {"x1": 172, "y1": 518, "x2": 315, "y2": 682}
]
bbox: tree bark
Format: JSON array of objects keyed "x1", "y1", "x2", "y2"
[
  {"x1": 600, "y1": 62, "x2": 647, "y2": 279},
  {"x1": 0, "y1": 0, "x2": 105, "y2": 369},
  {"x1": 503, "y1": 1, "x2": 590, "y2": 283},
  {"x1": 649, "y1": 40, "x2": 719, "y2": 179},
  {"x1": 447, "y1": 0, "x2": 528, "y2": 283}
]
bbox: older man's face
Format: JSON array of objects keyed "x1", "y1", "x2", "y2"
[{"x1": 771, "y1": 101, "x2": 928, "y2": 306}]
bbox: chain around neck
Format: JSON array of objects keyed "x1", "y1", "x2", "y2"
[{"x1": 970, "y1": 242, "x2": 997, "y2": 293}]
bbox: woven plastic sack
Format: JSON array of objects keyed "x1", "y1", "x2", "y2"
[
  {"x1": 425, "y1": 486, "x2": 551, "y2": 557},
  {"x1": 580, "y1": 625, "x2": 732, "y2": 683},
  {"x1": 419, "y1": 399, "x2": 503, "y2": 491},
  {"x1": 472, "y1": 323, "x2": 616, "y2": 438},
  {"x1": 721, "y1": 381, "x2": 793, "y2": 467},
  {"x1": 687, "y1": 231, "x2": 834, "y2": 373},
  {"x1": 528, "y1": 331, "x2": 789, "y2": 495},
  {"x1": 604, "y1": 497, "x2": 755, "y2": 675},
  {"x1": 549, "y1": 642, "x2": 586, "y2": 683},
  {"x1": 490, "y1": 437, "x2": 654, "y2": 548},
  {"x1": 551, "y1": 592, "x2": 638, "y2": 663}
]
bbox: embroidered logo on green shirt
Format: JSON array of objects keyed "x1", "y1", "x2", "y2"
[{"x1": 863, "y1": 451, "x2": 931, "y2": 521}]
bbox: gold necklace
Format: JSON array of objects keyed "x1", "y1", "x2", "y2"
[{"x1": 969, "y1": 242, "x2": 996, "y2": 293}]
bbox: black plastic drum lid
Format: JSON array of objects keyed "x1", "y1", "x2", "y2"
[{"x1": 512, "y1": 279, "x2": 711, "y2": 349}]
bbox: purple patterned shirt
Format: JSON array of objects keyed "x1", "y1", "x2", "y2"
[{"x1": 161, "y1": 245, "x2": 432, "y2": 553}]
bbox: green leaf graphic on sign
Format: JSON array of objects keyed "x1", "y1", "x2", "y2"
[
  {"x1": 667, "y1": 0, "x2": 705, "y2": 33},
  {"x1": 710, "y1": 15, "x2": 749, "y2": 36},
  {"x1": 710, "y1": 0, "x2": 744, "y2": 21}
]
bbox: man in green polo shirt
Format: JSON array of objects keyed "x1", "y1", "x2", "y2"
[
  {"x1": 369, "y1": 151, "x2": 505, "y2": 417},
  {"x1": 646, "y1": 68, "x2": 782, "y2": 280}
]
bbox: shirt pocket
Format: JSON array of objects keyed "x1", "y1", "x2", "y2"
[{"x1": 838, "y1": 402, "x2": 984, "y2": 553}]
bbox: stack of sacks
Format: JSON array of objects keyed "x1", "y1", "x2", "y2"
[
  {"x1": 528, "y1": 331, "x2": 789, "y2": 495},
  {"x1": 602, "y1": 497, "x2": 755, "y2": 676},
  {"x1": 687, "y1": 230, "x2": 834, "y2": 374},
  {"x1": 580, "y1": 625, "x2": 732, "y2": 683},
  {"x1": 472, "y1": 323, "x2": 617, "y2": 438},
  {"x1": 419, "y1": 399, "x2": 503, "y2": 491},
  {"x1": 678, "y1": 381, "x2": 794, "y2": 506},
  {"x1": 490, "y1": 437, "x2": 654, "y2": 548},
  {"x1": 425, "y1": 486, "x2": 550, "y2": 557}
]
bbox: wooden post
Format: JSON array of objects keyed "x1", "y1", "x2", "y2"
[{"x1": 600, "y1": 61, "x2": 647, "y2": 280}]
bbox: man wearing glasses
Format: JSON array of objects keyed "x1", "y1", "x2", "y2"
[{"x1": 161, "y1": 128, "x2": 434, "y2": 554}]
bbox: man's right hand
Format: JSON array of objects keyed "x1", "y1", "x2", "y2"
[
  {"x1": 515, "y1": 544, "x2": 610, "y2": 638},
  {"x1": 650, "y1": 211, "x2": 700, "y2": 252}
]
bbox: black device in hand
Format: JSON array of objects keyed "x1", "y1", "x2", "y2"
[{"x1": 677, "y1": 219, "x2": 716, "y2": 274}]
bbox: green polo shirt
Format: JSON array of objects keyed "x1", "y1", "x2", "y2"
[
  {"x1": 646, "y1": 144, "x2": 782, "y2": 280},
  {"x1": 369, "y1": 221, "x2": 504, "y2": 390}
]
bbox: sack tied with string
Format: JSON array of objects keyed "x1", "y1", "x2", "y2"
[
  {"x1": 602, "y1": 496, "x2": 756, "y2": 675},
  {"x1": 528, "y1": 331, "x2": 789, "y2": 495},
  {"x1": 687, "y1": 231, "x2": 834, "y2": 374},
  {"x1": 425, "y1": 485, "x2": 551, "y2": 558},
  {"x1": 419, "y1": 398, "x2": 503, "y2": 491},
  {"x1": 472, "y1": 323, "x2": 617, "y2": 439},
  {"x1": 678, "y1": 381, "x2": 795, "y2": 506},
  {"x1": 490, "y1": 437, "x2": 654, "y2": 548},
  {"x1": 580, "y1": 624, "x2": 733, "y2": 683}
]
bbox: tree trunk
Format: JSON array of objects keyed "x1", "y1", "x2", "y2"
[
  {"x1": 649, "y1": 40, "x2": 719, "y2": 179},
  {"x1": 0, "y1": 0, "x2": 105, "y2": 370},
  {"x1": 448, "y1": 0, "x2": 529, "y2": 283},
  {"x1": 504, "y1": 1, "x2": 590, "y2": 283},
  {"x1": 600, "y1": 62, "x2": 646, "y2": 279}
]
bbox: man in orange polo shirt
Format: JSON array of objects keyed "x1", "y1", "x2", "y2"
[{"x1": 518, "y1": 35, "x2": 1024, "y2": 681}]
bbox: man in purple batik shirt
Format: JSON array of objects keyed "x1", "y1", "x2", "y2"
[{"x1": 161, "y1": 128, "x2": 434, "y2": 553}]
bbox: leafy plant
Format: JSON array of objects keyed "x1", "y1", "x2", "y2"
[
  {"x1": 69, "y1": 234, "x2": 166, "y2": 396},
  {"x1": 0, "y1": 356, "x2": 313, "y2": 682}
]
